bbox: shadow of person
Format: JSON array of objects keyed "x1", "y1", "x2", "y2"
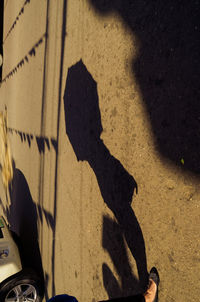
[
  {"x1": 64, "y1": 60, "x2": 148, "y2": 293},
  {"x1": 102, "y1": 216, "x2": 141, "y2": 296},
  {"x1": 7, "y1": 164, "x2": 44, "y2": 285},
  {"x1": 90, "y1": 0, "x2": 200, "y2": 175}
]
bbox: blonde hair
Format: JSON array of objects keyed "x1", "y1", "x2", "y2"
[{"x1": 0, "y1": 109, "x2": 13, "y2": 188}]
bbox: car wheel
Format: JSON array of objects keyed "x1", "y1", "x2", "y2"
[{"x1": 0, "y1": 269, "x2": 43, "y2": 302}]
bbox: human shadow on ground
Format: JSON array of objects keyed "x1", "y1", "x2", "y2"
[
  {"x1": 102, "y1": 216, "x2": 141, "y2": 297},
  {"x1": 5, "y1": 165, "x2": 44, "y2": 290},
  {"x1": 63, "y1": 60, "x2": 148, "y2": 295},
  {"x1": 90, "y1": 0, "x2": 200, "y2": 175}
]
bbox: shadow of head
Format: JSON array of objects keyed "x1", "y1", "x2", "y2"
[
  {"x1": 64, "y1": 59, "x2": 103, "y2": 161},
  {"x1": 90, "y1": 0, "x2": 200, "y2": 174}
]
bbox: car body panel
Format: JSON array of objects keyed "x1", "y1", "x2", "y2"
[{"x1": 0, "y1": 216, "x2": 22, "y2": 283}]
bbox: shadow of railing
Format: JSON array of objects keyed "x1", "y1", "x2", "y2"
[
  {"x1": 1, "y1": 33, "x2": 46, "y2": 84},
  {"x1": 3, "y1": 0, "x2": 32, "y2": 44},
  {"x1": 7, "y1": 127, "x2": 58, "y2": 153}
]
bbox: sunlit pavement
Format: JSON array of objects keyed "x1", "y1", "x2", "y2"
[{"x1": 0, "y1": 1, "x2": 199, "y2": 302}]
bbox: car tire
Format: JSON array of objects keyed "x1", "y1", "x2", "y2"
[{"x1": 0, "y1": 268, "x2": 43, "y2": 302}]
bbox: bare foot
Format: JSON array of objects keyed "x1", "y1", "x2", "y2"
[{"x1": 143, "y1": 279, "x2": 157, "y2": 302}]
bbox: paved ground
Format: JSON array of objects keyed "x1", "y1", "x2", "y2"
[{"x1": 0, "y1": 1, "x2": 200, "y2": 301}]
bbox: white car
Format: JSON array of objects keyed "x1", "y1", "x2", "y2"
[{"x1": 0, "y1": 216, "x2": 43, "y2": 302}]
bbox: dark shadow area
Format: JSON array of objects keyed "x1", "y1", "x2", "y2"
[
  {"x1": 0, "y1": 167, "x2": 54, "y2": 296},
  {"x1": 2, "y1": 162, "x2": 56, "y2": 298},
  {"x1": 0, "y1": 161, "x2": 57, "y2": 302},
  {"x1": 0, "y1": 170, "x2": 55, "y2": 300},
  {"x1": 44, "y1": 272, "x2": 50, "y2": 301},
  {"x1": 7, "y1": 165, "x2": 44, "y2": 279},
  {"x1": 90, "y1": 0, "x2": 200, "y2": 174},
  {"x1": 63, "y1": 60, "x2": 148, "y2": 297},
  {"x1": 0, "y1": 0, "x2": 3, "y2": 81},
  {"x1": 102, "y1": 216, "x2": 141, "y2": 296}
]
